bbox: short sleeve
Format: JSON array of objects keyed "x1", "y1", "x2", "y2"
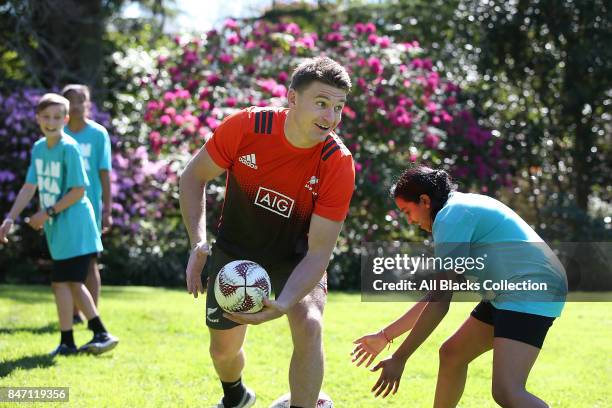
[
  {"x1": 313, "y1": 155, "x2": 355, "y2": 222},
  {"x1": 204, "y1": 110, "x2": 245, "y2": 169},
  {"x1": 433, "y1": 205, "x2": 475, "y2": 258},
  {"x1": 98, "y1": 127, "x2": 112, "y2": 171},
  {"x1": 64, "y1": 144, "x2": 89, "y2": 188},
  {"x1": 25, "y1": 147, "x2": 38, "y2": 185}
]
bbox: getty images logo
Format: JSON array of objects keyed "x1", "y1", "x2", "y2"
[{"x1": 254, "y1": 187, "x2": 295, "y2": 218}]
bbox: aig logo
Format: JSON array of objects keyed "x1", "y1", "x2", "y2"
[{"x1": 254, "y1": 187, "x2": 295, "y2": 218}]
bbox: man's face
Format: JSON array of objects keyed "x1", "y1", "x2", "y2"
[
  {"x1": 64, "y1": 90, "x2": 89, "y2": 120},
  {"x1": 36, "y1": 104, "x2": 68, "y2": 138},
  {"x1": 288, "y1": 81, "x2": 347, "y2": 145}
]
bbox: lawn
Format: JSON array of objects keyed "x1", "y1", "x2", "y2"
[{"x1": 1, "y1": 285, "x2": 610, "y2": 407}]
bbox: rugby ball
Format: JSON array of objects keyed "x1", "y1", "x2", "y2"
[{"x1": 214, "y1": 260, "x2": 271, "y2": 313}]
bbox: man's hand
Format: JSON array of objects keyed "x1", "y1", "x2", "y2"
[
  {"x1": 101, "y1": 209, "x2": 113, "y2": 234},
  {"x1": 351, "y1": 331, "x2": 389, "y2": 368},
  {"x1": 186, "y1": 242, "x2": 209, "y2": 298},
  {"x1": 0, "y1": 219, "x2": 14, "y2": 244},
  {"x1": 370, "y1": 356, "x2": 406, "y2": 398},
  {"x1": 27, "y1": 210, "x2": 48, "y2": 231},
  {"x1": 224, "y1": 298, "x2": 287, "y2": 325}
]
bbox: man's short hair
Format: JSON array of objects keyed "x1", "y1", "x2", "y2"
[
  {"x1": 289, "y1": 57, "x2": 352, "y2": 93},
  {"x1": 61, "y1": 84, "x2": 91, "y2": 101},
  {"x1": 36, "y1": 93, "x2": 69, "y2": 115}
]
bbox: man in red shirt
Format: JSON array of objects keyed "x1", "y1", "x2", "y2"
[{"x1": 180, "y1": 57, "x2": 354, "y2": 408}]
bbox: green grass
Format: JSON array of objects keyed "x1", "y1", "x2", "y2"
[{"x1": 1, "y1": 285, "x2": 610, "y2": 407}]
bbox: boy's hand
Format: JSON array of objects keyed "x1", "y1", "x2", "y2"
[
  {"x1": 0, "y1": 219, "x2": 14, "y2": 243},
  {"x1": 102, "y1": 210, "x2": 113, "y2": 234},
  {"x1": 27, "y1": 210, "x2": 48, "y2": 230}
]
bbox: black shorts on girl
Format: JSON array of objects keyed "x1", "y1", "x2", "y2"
[
  {"x1": 51, "y1": 253, "x2": 95, "y2": 283},
  {"x1": 471, "y1": 301, "x2": 555, "y2": 349}
]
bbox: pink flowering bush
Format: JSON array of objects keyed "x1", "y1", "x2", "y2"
[
  {"x1": 1, "y1": 20, "x2": 515, "y2": 288},
  {"x1": 124, "y1": 20, "x2": 512, "y2": 287}
]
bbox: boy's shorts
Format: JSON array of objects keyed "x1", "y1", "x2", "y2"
[
  {"x1": 51, "y1": 253, "x2": 96, "y2": 283},
  {"x1": 204, "y1": 245, "x2": 327, "y2": 330},
  {"x1": 471, "y1": 301, "x2": 555, "y2": 349}
]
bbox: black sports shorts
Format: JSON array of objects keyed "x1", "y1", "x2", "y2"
[
  {"x1": 51, "y1": 253, "x2": 96, "y2": 283},
  {"x1": 471, "y1": 301, "x2": 555, "y2": 349}
]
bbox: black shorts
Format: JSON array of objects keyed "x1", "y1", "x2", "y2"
[
  {"x1": 471, "y1": 301, "x2": 555, "y2": 349},
  {"x1": 51, "y1": 253, "x2": 95, "y2": 283},
  {"x1": 204, "y1": 245, "x2": 327, "y2": 330}
]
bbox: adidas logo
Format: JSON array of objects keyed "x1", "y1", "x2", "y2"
[{"x1": 239, "y1": 154, "x2": 258, "y2": 169}]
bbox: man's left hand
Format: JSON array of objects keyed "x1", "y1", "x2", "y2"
[{"x1": 224, "y1": 298, "x2": 287, "y2": 325}]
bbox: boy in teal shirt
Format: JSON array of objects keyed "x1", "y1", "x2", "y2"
[
  {"x1": 62, "y1": 84, "x2": 112, "y2": 321},
  {"x1": 0, "y1": 93, "x2": 118, "y2": 356}
]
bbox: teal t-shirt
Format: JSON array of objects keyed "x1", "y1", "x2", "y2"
[
  {"x1": 25, "y1": 135, "x2": 103, "y2": 260},
  {"x1": 432, "y1": 192, "x2": 567, "y2": 317},
  {"x1": 63, "y1": 120, "x2": 112, "y2": 229}
]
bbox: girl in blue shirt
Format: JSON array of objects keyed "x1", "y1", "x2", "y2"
[{"x1": 352, "y1": 165, "x2": 567, "y2": 407}]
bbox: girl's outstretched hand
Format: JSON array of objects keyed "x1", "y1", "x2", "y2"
[
  {"x1": 351, "y1": 331, "x2": 388, "y2": 368},
  {"x1": 370, "y1": 356, "x2": 406, "y2": 398}
]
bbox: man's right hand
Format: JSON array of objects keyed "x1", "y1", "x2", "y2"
[{"x1": 186, "y1": 242, "x2": 209, "y2": 298}]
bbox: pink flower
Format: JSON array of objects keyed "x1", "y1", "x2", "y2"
[
  {"x1": 285, "y1": 23, "x2": 301, "y2": 36},
  {"x1": 297, "y1": 35, "x2": 316, "y2": 49},
  {"x1": 174, "y1": 115, "x2": 185, "y2": 126},
  {"x1": 224, "y1": 19, "x2": 238, "y2": 29},
  {"x1": 219, "y1": 53, "x2": 233, "y2": 64},
  {"x1": 389, "y1": 106, "x2": 412, "y2": 128},
  {"x1": 228, "y1": 33, "x2": 240, "y2": 45},
  {"x1": 368, "y1": 34, "x2": 378, "y2": 45},
  {"x1": 207, "y1": 74, "x2": 220, "y2": 85},
  {"x1": 160, "y1": 115, "x2": 171, "y2": 126},
  {"x1": 426, "y1": 101, "x2": 438, "y2": 114},
  {"x1": 199, "y1": 101, "x2": 211, "y2": 111},
  {"x1": 163, "y1": 91, "x2": 176, "y2": 102},
  {"x1": 355, "y1": 162, "x2": 363, "y2": 172},
  {"x1": 206, "y1": 117, "x2": 220, "y2": 130},
  {"x1": 177, "y1": 89, "x2": 191, "y2": 99},
  {"x1": 368, "y1": 57, "x2": 383, "y2": 76},
  {"x1": 226, "y1": 97, "x2": 237, "y2": 107},
  {"x1": 278, "y1": 71, "x2": 288, "y2": 83},
  {"x1": 146, "y1": 101, "x2": 160, "y2": 111},
  {"x1": 365, "y1": 22, "x2": 376, "y2": 34},
  {"x1": 354, "y1": 23, "x2": 366, "y2": 34},
  {"x1": 441, "y1": 111, "x2": 453, "y2": 123},
  {"x1": 164, "y1": 107, "x2": 176, "y2": 116},
  {"x1": 245, "y1": 40, "x2": 257, "y2": 49},
  {"x1": 378, "y1": 36, "x2": 391, "y2": 48},
  {"x1": 325, "y1": 32, "x2": 344, "y2": 42},
  {"x1": 424, "y1": 133, "x2": 440, "y2": 149},
  {"x1": 272, "y1": 84, "x2": 287, "y2": 97},
  {"x1": 342, "y1": 106, "x2": 356, "y2": 120}
]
